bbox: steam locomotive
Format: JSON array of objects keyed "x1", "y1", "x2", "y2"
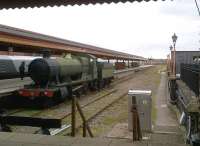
[{"x1": 18, "y1": 53, "x2": 114, "y2": 105}]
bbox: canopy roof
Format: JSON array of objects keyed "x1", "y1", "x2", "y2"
[
  {"x1": 0, "y1": 24, "x2": 146, "y2": 61},
  {"x1": 0, "y1": 0, "x2": 164, "y2": 9}
]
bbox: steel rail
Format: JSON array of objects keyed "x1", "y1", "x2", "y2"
[
  {"x1": 63, "y1": 91, "x2": 128, "y2": 136},
  {"x1": 60, "y1": 89, "x2": 117, "y2": 120}
]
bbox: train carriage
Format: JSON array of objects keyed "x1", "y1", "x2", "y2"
[{"x1": 0, "y1": 55, "x2": 39, "y2": 79}]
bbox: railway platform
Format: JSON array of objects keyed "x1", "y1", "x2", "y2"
[
  {"x1": 0, "y1": 130, "x2": 187, "y2": 146},
  {"x1": 114, "y1": 65, "x2": 152, "y2": 79},
  {"x1": 0, "y1": 77, "x2": 31, "y2": 96},
  {"x1": 114, "y1": 65, "x2": 152, "y2": 74}
]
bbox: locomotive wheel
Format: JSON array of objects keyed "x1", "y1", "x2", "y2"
[
  {"x1": 104, "y1": 79, "x2": 108, "y2": 87},
  {"x1": 98, "y1": 80, "x2": 104, "y2": 90},
  {"x1": 94, "y1": 81, "x2": 98, "y2": 90},
  {"x1": 108, "y1": 79, "x2": 111, "y2": 86},
  {"x1": 102, "y1": 80, "x2": 105, "y2": 88},
  {"x1": 82, "y1": 83, "x2": 89, "y2": 95},
  {"x1": 89, "y1": 81, "x2": 98, "y2": 91},
  {"x1": 104, "y1": 79, "x2": 110, "y2": 87}
]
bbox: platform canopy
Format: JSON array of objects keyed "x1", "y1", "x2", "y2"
[
  {"x1": 0, "y1": 0, "x2": 166, "y2": 9},
  {"x1": 0, "y1": 24, "x2": 146, "y2": 61}
]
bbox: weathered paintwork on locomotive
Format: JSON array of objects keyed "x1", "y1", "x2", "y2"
[
  {"x1": 88, "y1": 57, "x2": 98, "y2": 81},
  {"x1": 56, "y1": 56, "x2": 82, "y2": 77},
  {"x1": 97, "y1": 62, "x2": 114, "y2": 80},
  {"x1": 28, "y1": 53, "x2": 99, "y2": 86}
]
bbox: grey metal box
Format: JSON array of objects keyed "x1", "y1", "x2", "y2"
[{"x1": 128, "y1": 90, "x2": 152, "y2": 132}]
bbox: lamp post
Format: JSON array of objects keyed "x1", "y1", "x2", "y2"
[
  {"x1": 172, "y1": 33, "x2": 178, "y2": 76},
  {"x1": 167, "y1": 54, "x2": 172, "y2": 76},
  {"x1": 169, "y1": 45, "x2": 173, "y2": 73}
]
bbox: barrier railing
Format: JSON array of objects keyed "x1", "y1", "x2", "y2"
[{"x1": 180, "y1": 63, "x2": 200, "y2": 96}]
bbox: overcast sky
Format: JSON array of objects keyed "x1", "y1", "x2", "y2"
[{"x1": 0, "y1": 0, "x2": 199, "y2": 59}]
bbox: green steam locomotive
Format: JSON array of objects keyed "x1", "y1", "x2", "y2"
[{"x1": 18, "y1": 53, "x2": 114, "y2": 106}]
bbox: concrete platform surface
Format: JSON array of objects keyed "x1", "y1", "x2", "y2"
[
  {"x1": 0, "y1": 78, "x2": 31, "y2": 89},
  {"x1": 0, "y1": 131, "x2": 189, "y2": 146},
  {"x1": 0, "y1": 132, "x2": 146, "y2": 146}
]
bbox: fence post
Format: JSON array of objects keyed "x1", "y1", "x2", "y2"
[
  {"x1": 83, "y1": 122, "x2": 87, "y2": 137},
  {"x1": 76, "y1": 100, "x2": 94, "y2": 137},
  {"x1": 71, "y1": 95, "x2": 76, "y2": 137}
]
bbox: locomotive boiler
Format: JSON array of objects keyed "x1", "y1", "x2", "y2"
[{"x1": 29, "y1": 54, "x2": 88, "y2": 87}]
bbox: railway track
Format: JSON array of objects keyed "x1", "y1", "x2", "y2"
[
  {"x1": 68, "y1": 92, "x2": 128, "y2": 136},
  {"x1": 6, "y1": 89, "x2": 114, "y2": 120},
  {"x1": 31, "y1": 89, "x2": 117, "y2": 134},
  {"x1": 53, "y1": 91, "x2": 128, "y2": 136},
  {"x1": 59, "y1": 89, "x2": 117, "y2": 120},
  {"x1": 9, "y1": 76, "x2": 131, "y2": 134},
  {"x1": 34, "y1": 89, "x2": 126, "y2": 136},
  {"x1": 8, "y1": 89, "x2": 117, "y2": 133},
  {"x1": 49, "y1": 91, "x2": 127, "y2": 136}
]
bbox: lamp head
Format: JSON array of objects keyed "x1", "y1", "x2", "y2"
[{"x1": 172, "y1": 33, "x2": 178, "y2": 44}]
